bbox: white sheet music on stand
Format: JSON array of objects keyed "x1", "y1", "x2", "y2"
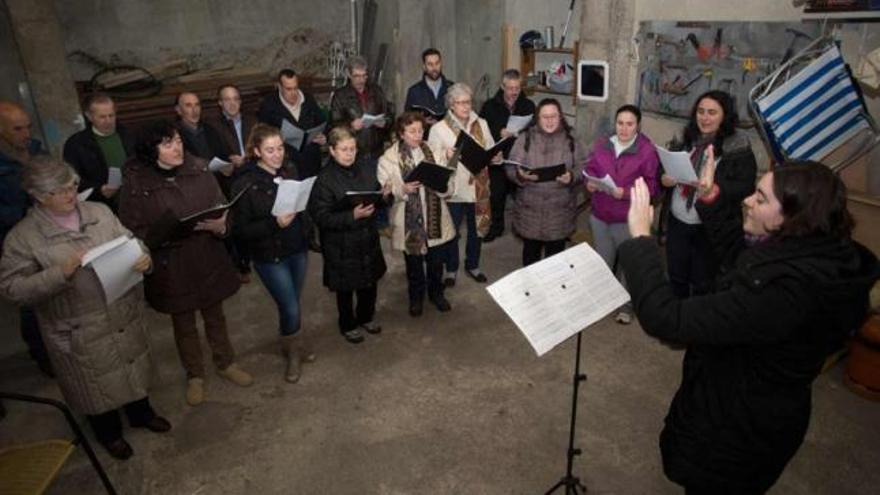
[
  {"x1": 81, "y1": 235, "x2": 144, "y2": 304},
  {"x1": 486, "y1": 243, "x2": 630, "y2": 356},
  {"x1": 271, "y1": 176, "x2": 317, "y2": 216}
]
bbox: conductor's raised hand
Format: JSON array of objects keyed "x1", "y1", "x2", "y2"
[
  {"x1": 353, "y1": 203, "x2": 375, "y2": 220},
  {"x1": 698, "y1": 144, "x2": 717, "y2": 196},
  {"x1": 627, "y1": 178, "x2": 654, "y2": 238}
]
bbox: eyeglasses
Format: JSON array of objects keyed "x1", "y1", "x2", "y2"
[
  {"x1": 48, "y1": 183, "x2": 79, "y2": 197},
  {"x1": 452, "y1": 99, "x2": 472, "y2": 106}
]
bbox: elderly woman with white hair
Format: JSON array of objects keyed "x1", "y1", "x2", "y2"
[
  {"x1": 0, "y1": 157, "x2": 169, "y2": 460},
  {"x1": 427, "y1": 82, "x2": 496, "y2": 286}
]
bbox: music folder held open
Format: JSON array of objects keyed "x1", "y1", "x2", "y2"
[
  {"x1": 486, "y1": 243, "x2": 630, "y2": 356},
  {"x1": 454, "y1": 132, "x2": 515, "y2": 175}
]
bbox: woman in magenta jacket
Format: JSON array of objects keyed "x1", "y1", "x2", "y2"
[{"x1": 584, "y1": 104, "x2": 659, "y2": 323}]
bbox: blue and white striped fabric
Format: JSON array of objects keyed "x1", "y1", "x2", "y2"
[{"x1": 756, "y1": 46, "x2": 871, "y2": 162}]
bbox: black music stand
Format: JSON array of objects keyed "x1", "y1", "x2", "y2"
[{"x1": 544, "y1": 331, "x2": 588, "y2": 494}]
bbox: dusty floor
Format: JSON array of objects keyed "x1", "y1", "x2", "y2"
[{"x1": 1, "y1": 224, "x2": 878, "y2": 495}]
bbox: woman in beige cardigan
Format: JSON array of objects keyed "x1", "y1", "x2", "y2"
[
  {"x1": 0, "y1": 158, "x2": 169, "y2": 460},
  {"x1": 379, "y1": 111, "x2": 456, "y2": 316}
]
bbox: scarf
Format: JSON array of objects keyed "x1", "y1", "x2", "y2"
[
  {"x1": 399, "y1": 142, "x2": 442, "y2": 255},
  {"x1": 444, "y1": 113, "x2": 492, "y2": 237},
  {"x1": 682, "y1": 134, "x2": 714, "y2": 210}
]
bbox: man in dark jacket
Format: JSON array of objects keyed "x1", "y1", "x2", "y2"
[
  {"x1": 479, "y1": 69, "x2": 535, "y2": 242},
  {"x1": 63, "y1": 93, "x2": 135, "y2": 210},
  {"x1": 209, "y1": 84, "x2": 256, "y2": 168},
  {"x1": 208, "y1": 84, "x2": 257, "y2": 280},
  {"x1": 329, "y1": 56, "x2": 390, "y2": 163},
  {"x1": 0, "y1": 100, "x2": 51, "y2": 376},
  {"x1": 404, "y1": 48, "x2": 453, "y2": 127},
  {"x1": 174, "y1": 92, "x2": 227, "y2": 162},
  {"x1": 257, "y1": 69, "x2": 327, "y2": 179}
]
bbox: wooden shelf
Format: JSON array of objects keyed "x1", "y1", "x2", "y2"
[
  {"x1": 520, "y1": 45, "x2": 579, "y2": 105},
  {"x1": 803, "y1": 10, "x2": 880, "y2": 20}
]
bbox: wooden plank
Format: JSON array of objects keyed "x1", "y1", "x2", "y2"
[{"x1": 502, "y1": 23, "x2": 514, "y2": 73}]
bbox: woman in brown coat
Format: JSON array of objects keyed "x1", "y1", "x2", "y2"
[
  {"x1": 0, "y1": 157, "x2": 169, "y2": 460},
  {"x1": 506, "y1": 98, "x2": 587, "y2": 266},
  {"x1": 118, "y1": 121, "x2": 252, "y2": 407}
]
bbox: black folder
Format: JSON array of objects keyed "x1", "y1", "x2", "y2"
[
  {"x1": 145, "y1": 187, "x2": 247, "y2": 249},
  {"x1": 454, "y1": 132, "x2": 515, "y2": 175},
  {"x1": 342, "y1": 190, "x2": 385, "y2": 209},
  {"x1": 404, "y1": 161, "x2": 454, "y2": 192},
  {"x1": 410, "y1": 104, "x2": 446, "y2": 119},
  {"x1": 512, "y1": 162, "x2": 568, "y2": 183}
]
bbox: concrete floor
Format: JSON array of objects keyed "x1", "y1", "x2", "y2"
[{"x1": 1, "y1": 224, "x2": 878, "y2": 495}]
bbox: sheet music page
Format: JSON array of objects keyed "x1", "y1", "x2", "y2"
[
  {"x1": 271, "y1": 176, "x2": 317, "y2": 216},
  {"x1": 208, "y1": 156, "x2": 233, "y2": 173},
  {"x1": 304, "y1": 123, "x2": 327, "y2": 146},
  {"x1": 281, "y1": 119, "x2": 305, "y2": 149},
  {"x1": 584, "y1": 172, "x2": 618, "y2": 193},
  {"x1": 77, "y1": 188, "x2": 93, "y2": 202},
  {"x1": 361, "y1": 113, "x2": 386, "y2": 128},
  {"x1": 82, "y1": 236, "x2": 144, "y2": 304},
  {"x1": 107, "y1": 168, "x2": 123, "y2": 188},
  {"x1": 486, "y1": 243, "x2": 630, "y2": 356},
  {"x1": 505, "y1": 114, "x2": 532, "y2": 134},
  {"x1": 656, "y1": 146, "x2": 699, "y2": 185}
]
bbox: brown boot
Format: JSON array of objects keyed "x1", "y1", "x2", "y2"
[
  {"x1": 280, "y1": 335, "x2": 302, "y2": 383},
  {"x1": 296, "y1": 333, "x2": 316, "y2": 363}
]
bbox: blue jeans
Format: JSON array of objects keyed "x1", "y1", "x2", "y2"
[
  {"x1": 253, "y1": 252, "x2": 308, "y2": 336},
  {"x1": 446, "y1": 202, "x2": 481, "y2": 272}
]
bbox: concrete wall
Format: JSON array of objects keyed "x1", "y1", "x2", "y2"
[
  {"x1": 0, "y1": 0, "x2": 43, "y2": 143},
  {"x1": 54, "y1": 0, "x2": 352, "y2": 80}
]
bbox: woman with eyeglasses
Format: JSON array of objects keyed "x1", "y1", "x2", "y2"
[{"x1": 0, "y1": 157, "x2": 169, "y2": 460}]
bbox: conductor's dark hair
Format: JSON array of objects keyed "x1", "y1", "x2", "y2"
[
  {"x1": 616, "y1": 104, "x2": 642, "y2": 124},
  {"x1": 277, "y1": 68, "x2": 298, "y2": 82},
  {"x1": 135, "y1": 120, "x2": 179, "y2": 163},
  {"x1": 682, "y1": 90, "x2": 738, "y2": 155},
  {"x1": 422, "y1": 48, "x2": 441, "y2": 63},
  {"x1": 525, "y1": 98, "x2": 574, "y2": 154},
  {"x1": 394, "y1": 111, "x2": 427, "y2": 140},
  {"x1": 771, "y1": 161, "x2": 853, "y2": 240}
]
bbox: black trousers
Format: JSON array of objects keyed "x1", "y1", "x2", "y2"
[
  {"x1": 404, "y1": 243, "x2": 446, "y2": 303},
  {"x1": 86, "y1": 396, "x2": 155, "y2": 444},
  {"x1": 20, "y1": 306, "x2": 49, "y2": 366},
  {"x1": 666, "y1": 215, "x2": 718, "y2": 298},
  {"x1": 522, "y1": 238, "x2": 566, "y2": 266},
  {"x1": 488, "y1": 166, "x2": 511, "y2": 234},
  {"x1": 336, "y1": 285, "x2": 378, "y2": 333}
]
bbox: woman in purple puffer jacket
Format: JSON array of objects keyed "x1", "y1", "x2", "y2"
[{"x1": 584, "y1": 104, "x2": 659, "y2": 324}]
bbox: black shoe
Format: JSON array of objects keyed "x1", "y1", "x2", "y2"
[
  {"x1": 102, "y1": 438, "x2": 133, "y2": 460},
  {"x1": 132, "y1": 416, "x2": 172, "y2": 433},
  {"x1": 361, "y1": 321, "x2": 382, "y2": 334},
  {"x1": 409, "y1": 300, "x2": 424, "y2": 317},
  {"x1": 483, "y1": 229, "x2": 503, "y2": 243},
  {"x1": 465, "y1": 269, "x2": 488, "y2": 283},
  {"x1": 429, "y1": 295, "x2": 452, "y2": 312},
  {"x1": 342, "y1": 329, "x2": 365, "y2": 344},
  {"x1": 443, "y1": 274, "x2": 456, "y2": 287}
]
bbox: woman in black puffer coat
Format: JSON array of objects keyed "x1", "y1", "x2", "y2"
[
  {"x1": 621, "y1": 161, "x2": 879, "y2": 494},
  {"x1": 307, "y1": 127, "x2": 389, "y2": 344}
]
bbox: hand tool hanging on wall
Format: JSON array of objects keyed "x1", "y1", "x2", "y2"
[
  {"x1": 780, "y1": 28, "x2": 814, "y2": 65},
  {"x1": 558, "y1": 0, "x2": 576, "y2": 48}
]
